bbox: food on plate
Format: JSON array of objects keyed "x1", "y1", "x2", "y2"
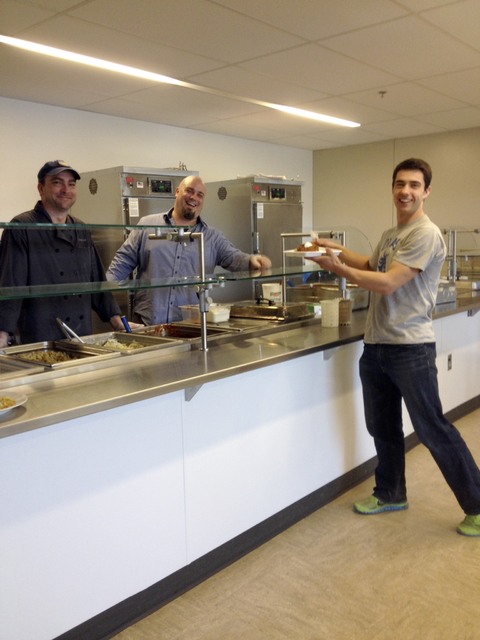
[
  {"x1": 102, "y1": 337, "x2": 143, "y2": 351},
  {"x1": 19, "y1": 350, "x2": 76, "y2": 363},
  {"x1": 0, "y1": 396, "x2": 16, "y2": 409},
  {"x1": 296, "y1": 241, "x2": 317, "y2": 252}
]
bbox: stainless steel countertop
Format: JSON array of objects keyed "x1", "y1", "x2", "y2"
[{"x1": 1, "y1": 295, "x2": 479, "y2": 440}]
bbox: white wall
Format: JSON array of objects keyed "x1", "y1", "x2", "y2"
[{"x1": 0, "y1": 97, "x2": 313, "y2": 227}]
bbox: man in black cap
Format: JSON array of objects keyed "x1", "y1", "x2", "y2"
[{"x1": 0, "y1": 160, "x2": 125, "y2": 346}]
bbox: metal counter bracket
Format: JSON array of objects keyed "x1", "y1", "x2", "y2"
[
  {"x1": 185, "y1": 384, "x2": 203, "y2": 401},
  {"x1": 323, "y1": 347, "x2": 341, "y2": 361}
]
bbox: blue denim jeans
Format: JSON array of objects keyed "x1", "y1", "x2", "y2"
[{"x1": 359, "y1": 343, "x2": 480, "y2": 515}]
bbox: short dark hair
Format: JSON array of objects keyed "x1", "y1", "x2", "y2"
[{"x1": 392, "y1": 158, "x2": 432, "y2": 189}]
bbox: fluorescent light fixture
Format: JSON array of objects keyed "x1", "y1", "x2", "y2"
[
  {"x1": 0, "y1": 34, "x2": 361, "y2": 128},
  {"x1": 0, "y1": 35, "x2": 186, "y2": 86},
  {"x1": 258, "y1": 102, "x2": 360, "y2": 127}
]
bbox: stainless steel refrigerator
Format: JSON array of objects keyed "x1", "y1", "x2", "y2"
[
  {"x1": 205, "y1": 176, "x2": 304, "y2": 302},
  {"x1": 74, "y1": 166, "x2": 198, "y2": 327}
]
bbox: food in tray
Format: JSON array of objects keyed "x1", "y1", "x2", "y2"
[
  {"x1": 19, "y1": 350, "x2": 77, "y2": 364},
  {"x1": 0, "y1": 396, "x2": 16, "y2": 410},
  {"x1": 102, "y1": 337, "x2": 144, "y2": 351},
  {"x1": 296, "y1": 241, "x2": 317, "y2": 252}
]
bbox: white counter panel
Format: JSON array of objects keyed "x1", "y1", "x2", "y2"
[
  {"x1": 0, "y1": 393, "x2": 186, "y2": 640},
  {"x1": 183, "y1": 342, "x2": 373, "y2": 562},
  {"x1": 435, "y1": 312, "x2": 480, "y2": 412}
]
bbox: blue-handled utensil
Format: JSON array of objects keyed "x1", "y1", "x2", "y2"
[{"x1": 121, "y1": 315, "x2": 132, "y2": 333}]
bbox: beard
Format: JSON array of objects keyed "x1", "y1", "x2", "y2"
[{"x1": 181, "y1": 207, "x2": 197, "y2": 221}]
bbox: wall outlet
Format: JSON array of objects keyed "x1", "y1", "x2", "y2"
[{"x1": 447, "y1": 353, "x2": 452, "y2": 370}]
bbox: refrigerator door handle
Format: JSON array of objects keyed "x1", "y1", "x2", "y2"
[
  {"x1": 252, "y1": 203, "x2": 260, "y2": 253},
  {"x1": 252, "y1": 231, "x2": 260, "y2": 254}
]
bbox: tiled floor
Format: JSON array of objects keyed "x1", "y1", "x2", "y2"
[{"x1": 113, "y1": 409, "x2": 480, "y2": 640}]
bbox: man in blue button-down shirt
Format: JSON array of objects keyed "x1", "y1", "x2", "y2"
[{"x1": 106, "y1": 176, "x2": 271, "y2": 325}]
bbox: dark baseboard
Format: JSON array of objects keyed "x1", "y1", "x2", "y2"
[
  {"x1": 54, "y1": 395, "x2": 479, "y2": 640},
  {"x1": 445, "y1": 394, "x2": 480, "y2": 424}
]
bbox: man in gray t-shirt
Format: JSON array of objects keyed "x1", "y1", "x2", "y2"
[
  {"x1": 365, "y1": 213, "x2": 445, "y2": 344},
  {"x1": 310, "y1": 157, "x2": 480, "y2": 537}
]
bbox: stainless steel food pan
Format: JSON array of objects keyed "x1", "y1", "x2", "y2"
[
  {"x1": 134, "y1": 323, "x2": 235, "y2": 341},
  {"x1": 0, "y1": 354, "x2": 45, "y2": 379},
  {"x1": 62, "y1": 332, "x2": 187, "y2": 355},
  {"x1": 230, "y1": 301, "x2": 313, "y2": 322},
  {"x1": 286, "y1": 284, "x2": 369, "y2": 310},
  {"x1": 3, "y1": 341, "x2": 121, "y2": 369}
]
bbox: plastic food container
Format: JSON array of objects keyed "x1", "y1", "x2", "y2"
[
  {"x1": 179, "y1": 305, "x2": 201, "y2": 322},
  {"x1": 207, "y1": 305, "x2": 231, "y2": 323},
  {"x1": 179, "y1": 304, "x2": 230, "y2": 323}
]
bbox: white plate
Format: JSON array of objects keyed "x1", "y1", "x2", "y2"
[
  {"x1": 284, "y1": 249, "x2": 341, "y2": 258},
  {"x1": 0, "y1": 391, "x2": 28, "y2": 416}
]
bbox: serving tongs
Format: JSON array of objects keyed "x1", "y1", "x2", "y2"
[{"x1": 56, "y1": 317, "x2": 85, "y2": 343}]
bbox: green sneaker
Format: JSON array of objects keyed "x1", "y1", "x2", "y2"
[
  {"x1": 353, "y1": 495, "x2": 408, "y2": 515},
  {"x1": 457, "y1": 514, "x2": 480, "y2": 537}
]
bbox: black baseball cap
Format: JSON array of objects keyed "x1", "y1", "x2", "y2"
[{"x1": 37, "y1": 160, "x2": 81, "y2": 182}]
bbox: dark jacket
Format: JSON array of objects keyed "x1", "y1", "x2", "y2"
[{"x1": 0, "y1": 202, "x2": 120, "y2": 343}]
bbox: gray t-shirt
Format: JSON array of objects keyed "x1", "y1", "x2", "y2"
[{"x1": 364, "y1": 214, "x2": 446, "y2": 344}]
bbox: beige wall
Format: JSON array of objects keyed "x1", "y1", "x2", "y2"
[{"x1": 313, "y1": 128, "x2": 480, "y2": 252}]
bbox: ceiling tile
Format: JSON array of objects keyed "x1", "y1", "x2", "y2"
[
  {"x1": 268, "y1": 135, "x2": 338, "y2": 151},
  {"x1": 415, "y1": 107, "x2": 480, "y2": 130},
  {"x1": 188, "y1": 119, "x2": 280, "y2": 143},
  {"x1": 15, "y1": 0, "x2": 79, "y2": 8},
  {"x1": 187, "y1": 66, "x2": 328, "y2": 105},
  {"x1": 418, "y1": 68, "x2": 480, "y2": 106},
  {"x1": 1, "y1": 0, "x2": 53, "y2": 31},
  {"x1": 0, "y1": 48, "x2": 156, "y2": 106},
  {"x1": 299, "y1": 96, "x2": 400, "y2": 125},
  {"x1": 68, "y1": 0, "x2": 304, "y2": 64},
  {"x1": 420, "y1": 0, "x2": 480, "y2": 50},
  {"x1": 207, "y1": 109, "x2": 340, "y2": 136},
  {"x1": 239, "y1": 44, "x2": 401, "y2": 94},
  {"x1": 18, "y1": 15, "x2": 225, "y2": 77},
  {"x1": 303, "y1": 127, "x2": 390, "y2": 147},
  {"x1": 343, "y1": 82, "x2": 467, "y2": 117},
  {"x1": 394, "y1": 0, "x2": 454, "y2": 10},
  {"x1": 84, "y1": 85, "x2": 264, "y2": 127},
  {"x1": 364, "y1": 117, "x2": 445, "y2": 138},
  {"x1": 211, "y1": 0, "x2": 407, "y2": 41},
  {"x1": 322, "y1": 15, "x2": 480, "y2": 78}
]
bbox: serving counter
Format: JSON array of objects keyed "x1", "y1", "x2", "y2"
[
  {"x1": 1, "y1": 291, "x2": 479, "y2": 640},
  {"x1": 1, "y1": 293, "x2": 479, "y2": 440},
  {"x1": 0, "y1": 312, "x2": 365, "y2": 438}
]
